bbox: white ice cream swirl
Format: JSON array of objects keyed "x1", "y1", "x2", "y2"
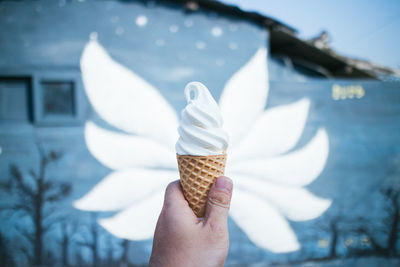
[{"x1": 175, "y1": 82, "x2": 229, "y2": 156}]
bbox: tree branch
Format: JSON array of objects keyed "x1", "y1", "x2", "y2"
[
  {"x1": 9, "y1": 165, "x2": 34, "y2": 198},
  {"x1": 45, "y1": 183, "x2": 72, "y2": 202},
  {"x1": 16, "y1": 225, "x2": 34, "y2": 244}
]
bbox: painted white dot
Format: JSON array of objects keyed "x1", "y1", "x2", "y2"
[
  {"x1": 115, "y1": 27, "x2": 125, "y2": 36},
  {"x1": 229, "y1": 42, "x2": 238, "y2": 50},
  {"x1": 195, "y1": 41, "x2": 206, "y2": 50},
  {"x1": 110, "y1": 16, "x2": 119, "y2": 23},
  {"x1": 211, "y1": 27, "x2": 223, "y2": 37},
  {"x1": 169, "y1": 25, "x2": 179, "y2": 33},
  {"x1": 184, "y1": 19, "x2": 193, "y2": 28},
  {"x1": 216, "y1": 59, "x2": 225, "y2": 66},
  {"x1": 155, "y1": 39, "x2": 165, "y2": 47},
  {"x1": 89, "y1": 32, "x2": 98, "y2": 40},
  {"x1": 136, "y1": 15, "x2": 148, "y2": 27}
]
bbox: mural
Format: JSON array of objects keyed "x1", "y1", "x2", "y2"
[
  {"x1": 0, "y1": 0, "x2": 400, "y2": 266},
  {"x1": 76, "y1": 39, "x2": 330, "y2": 253}
]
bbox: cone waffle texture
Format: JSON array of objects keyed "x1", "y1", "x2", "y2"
[{"x1": 177, "y1": 153, "x2": 227, "y2": 217}]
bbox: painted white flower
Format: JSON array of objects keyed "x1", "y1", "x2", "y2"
[{"x1": 74, "y1": 40, "x2": 331, "y2": 253}]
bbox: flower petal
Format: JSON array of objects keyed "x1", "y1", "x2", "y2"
[
  {"x1": 219, "y1": 48, "x2": 269, "y2": 145},
  {"x1": 85, "y1": 121, "x2": 176, "y2": 170},
  {"x1": 230, "y1": 98, "x2": 310, "y2": 160},
  {"x1": 233, "y1": 174, "x2": 331, "y2": 222},
  {"x1": 99, "y1": 191, "x2": 164, "y2": 240},
  {"x1": 229, "y1": 128, "x2": 329, "y2": 187},
  {"x1": 80, "y1": 40, "x2": 179, "y2": 147},
  {"x1": 74, "y1": 169, "x2": 176, "y2": 211},
  {"x1": 230, "y1": 190, "x2": 300, "y2": 253}
]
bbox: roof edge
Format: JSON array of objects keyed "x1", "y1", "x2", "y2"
[{"x1": 172, "y1": 0, "x2": 298, "y2": 34}]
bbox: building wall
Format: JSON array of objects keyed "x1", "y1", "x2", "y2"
[
  {"x1": 0, "y1": 0, "x2": 270, "y2": 265},
  {"x1": 0, "y1": 0, "x2": 268, "y2": 197},
  {"x1": 1, "y1": 1, "x2": 400, "y2": 266}
]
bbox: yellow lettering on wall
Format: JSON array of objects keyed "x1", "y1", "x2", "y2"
[{"x1": 332, "y1": 84, "x2": 365, "y2": 100}]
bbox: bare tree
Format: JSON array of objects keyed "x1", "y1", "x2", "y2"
[
  {"x1": 313, "y1": 216, "x2": 340, "y2": 259},
  {"x1": 60, "y1": 221, "x2": 70, "y2": 267},
  {"x1": 382, "y1": 172, "x2": 400, "y2": 256},
  {"x1": 77, "y1": 212, "x2": 100, "y2": 267},
  {"x1": 59, "y1": 220, "x2": 78, "y2": 267},
  {"x1": 119, "y1": 239, "x2": 130, "y2": 267},
  {"x1": 385, "y1": 189, "x2": 399, "y2": 255},
  {"x1": 357, "y1": 187, "x2": 400, "y2": 256},
  {"x1": 74, "y1": 249, "x2": 87, "y2": 267},
  {"x1": 0, "y1": 232, "x2": 16, "y2": 267},
  {"x1": 6, "y1": 148, "x2": 72, "y2": 266},
  {"x1": 349, "y1": 157, "x2": 400, "y2": 257}
]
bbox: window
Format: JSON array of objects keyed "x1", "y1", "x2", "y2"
[
  {"x1": 0, "y1": 77, "x2": 31, "y2": 123},
  {"x1": 41, "y1": 81, "x2": 75, "y2": 117},
  {"x1": 0, "y1": 72, "x2": 84, "y2": 126},
  {"x1": 33, "y1": 72, "x2": 84, "y2": 126}
]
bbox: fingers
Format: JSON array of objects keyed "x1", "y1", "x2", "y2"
[
  {"x1": 163, "y1": 180, "x2": 186, "y2": 209},
  {"x1": 163, "y1": 180, "x2": 197, "y2": 220},
  {"x1": 204, "y1": 176, "x2": 233, "y2": 226}
]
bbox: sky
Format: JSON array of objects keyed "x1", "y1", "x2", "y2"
[{"x1": 220, "y1": 0, "x2": 400, "y2": 70}]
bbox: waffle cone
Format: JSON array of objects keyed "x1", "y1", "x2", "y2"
[{"x1": 177, "y1": 153, "x2": 227, "y2": 217}]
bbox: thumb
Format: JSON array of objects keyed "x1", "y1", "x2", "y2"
[{"x1": 204, "y1": 176, "x2": 233, "y2": 224}]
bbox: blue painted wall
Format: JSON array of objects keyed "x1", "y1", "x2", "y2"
[
  {"x1": 0, "y1": 0, "x2": 269, "y2": 265},
  {"x1": 0, "y1": 0, "x2": 399, "y2": 266}
]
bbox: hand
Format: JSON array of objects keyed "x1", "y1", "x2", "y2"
[{"x1": 149, "y1": 176, "x2": 233, "y2": 267}]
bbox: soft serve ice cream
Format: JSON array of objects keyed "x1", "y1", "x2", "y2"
[
  {"x1": 176, "y1": 82, "x2": 229, "y2": 217},
  {"x1": 176, "y1": 82, "x2": 228, "y2": 156}
]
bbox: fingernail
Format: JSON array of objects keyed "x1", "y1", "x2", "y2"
[{"x1": 214, "y1": 176, "x2": 233, "y2": 193}]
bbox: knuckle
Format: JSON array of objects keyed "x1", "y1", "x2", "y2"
[
  {"x1": 165, "y1": 181, "x2": 177, "y2": 195},
  {"x1": 208, "y1": 189, "x2": 231, "y2": 208},
  {"x1": 163, "y1": 181, "x2": 179, "y2": 209}
]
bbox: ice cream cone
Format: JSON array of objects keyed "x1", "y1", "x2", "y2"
[{"x1": 177, "y1": 153, "x2": 227, "y2": 217}]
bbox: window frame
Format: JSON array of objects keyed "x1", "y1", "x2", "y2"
[
  {"x1": 0, "y1": 69, "x2": 85, "y2": 126},
  {"x1": 33, "y1": 71, "x2": 84, "y2": 126},
  {"x1": 0, "y1": 75, "x2": 33, "y2": 124}
]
